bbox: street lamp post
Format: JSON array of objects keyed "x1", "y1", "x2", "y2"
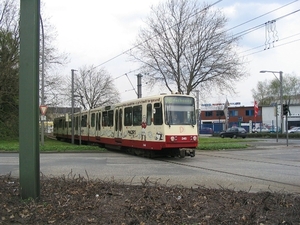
[
  {"x1": 71, "y1": 69, "x2": 77, "y2": 144},
  {"x1": 40, "y1": 15, "x2": 45, "y2": 145},
  {"x1": 260, "y1": 70, "x2": 283, "y2": 134}
]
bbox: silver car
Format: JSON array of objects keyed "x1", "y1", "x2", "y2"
[
  {"x1": 288, "y1": 127, "x2": 300, "y2": 133},
  {"x1": 252, "y1": 127, "x2": 269, "y2": 133}
]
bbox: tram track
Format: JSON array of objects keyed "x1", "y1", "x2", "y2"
[
  {"x1": 195, "y1": 151, "x2": 300, "y2": 168},
  {"x1": 159, "y1": 157, "x2": 300, "y2": 190}
]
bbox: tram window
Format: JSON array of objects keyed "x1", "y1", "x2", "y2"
[
  {"x1": 133, "y1": 105, "x2": 142, "y2": 126},
  {"x1": 108, "y1": 110, "x2": 114, "y2": 127},
  {"x1": 58, "y1": 119, "x2": 62, "y2": 128},
  {"x1": 98, "y1": 113, "x2": 101, "y2": 130},
  {"x1": 96, "y1": 113, "x2": 99, "y2": 130},
  {"x1": 124, "y1": 107, "x2": 132, "y2": 126},
  {"x1": 91, "y1": 113, "x2": 95, "y2": 128},
  {"x1": 102, "y1": 111, "x2": 108, "y2": 126},
  {"x1": 153, "y1": 103, "x2": 163, "y2": 125},
  {"x1": 115, "y1": 110, "x2": 118, "y2": 131},
  {"x1": 81, "y1": 115, "x2": 87, "y2": 127},
  {"x1": 75, "y1": 116, "x2": 78, "y2": 130},
  {"x1": 146, "y1": 104, "x2": 152, "y2": 125},
  {"x1": 119, "y1": 109, "x2": 122, "y2": 131}
]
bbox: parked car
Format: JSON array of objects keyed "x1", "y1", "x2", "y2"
[
  {"x1": 199, "y1": 127, "x2": 213, "y2": 134},
  {"x1": 252, "y1": 127, "x2": 269, "y2": 133},
  {"x1": 220, "y1": 127, "x2": 247, "y2": 138},
  {"x1": 288, "y1": 127, "x2": 300, "y2": 133},
  {"x1": 266, "y1": 125, "x2": 281, "y2": 133}
]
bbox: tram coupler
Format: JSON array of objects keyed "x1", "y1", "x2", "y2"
[{"x1": 180, "y1": 148, "x2": 196, "y2": 157}]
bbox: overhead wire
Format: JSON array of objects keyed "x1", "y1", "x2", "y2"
[
  {"x1": 94, "y1": 0, "x2": 299, "y2": 83},
  {"x1": 92, "y1": 0, "x2": 223, "y2": 70},
  {"x1": 99, "y1": 0, "x2": 223, "y2": 93},
  {"x1": 225, "y1": 0, "x2": 299, "y2": 33},
  {"x1": 242, "y1": 37, "x2": 300, "y2": 57}
]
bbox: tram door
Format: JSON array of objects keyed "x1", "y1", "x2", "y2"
[{"x1": 114, "y1": 107, "x2": 123, "y2": 139}]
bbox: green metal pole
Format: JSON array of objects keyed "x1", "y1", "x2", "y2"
[{"x1": 19, "y1": 0, "x2": 40, "y2": 199}]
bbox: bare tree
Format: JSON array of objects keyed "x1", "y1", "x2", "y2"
[
  {"x1": 251, "y1": 80, "x2": 272, "y2": 105},
  {"x1": 130, "y1": 0, "x2": 245, "y2": 96},
  {"x1": 40, "y1": 3, "x2": 69, "y2": 106},
  {"x1": 252, "y1": 73, "x2": 300, "y2": 105},
  {"x1": 73, "y1": 65, "x2": 120, "y2": 110}
]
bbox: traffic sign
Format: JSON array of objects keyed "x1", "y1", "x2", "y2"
[{"x1": 39, "y1": 105, "x2": 48, "y2": 115}]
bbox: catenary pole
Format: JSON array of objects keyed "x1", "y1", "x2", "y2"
[
  {"x1": 71, "y1": 69, "x2": 76, "y2": 144},
  {"x1": 19, "y1": 0, "x2": 40, "y2": 199}
]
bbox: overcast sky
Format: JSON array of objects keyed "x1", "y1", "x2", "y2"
[{"x1": 43, "y1": 0, "x2": 300, "y2": 107}]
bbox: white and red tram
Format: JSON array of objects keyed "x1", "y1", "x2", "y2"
[{"x1": 53, "y1": 93, "x2": 198, "y2": 157}]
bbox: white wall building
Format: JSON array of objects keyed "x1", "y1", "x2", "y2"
[{"x1": 262, "y1": 105, "x2": 300, "y2": 132}]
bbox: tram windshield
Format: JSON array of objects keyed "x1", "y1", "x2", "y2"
[{"x1": 164, "y1": 96, "x2": 196, "y2": 126}]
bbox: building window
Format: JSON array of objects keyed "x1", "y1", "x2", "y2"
[
  {"x1": 245, "y1": 110, "x2": 254, "y2": 116},
  {"x1": 216, "y1": 111, "x2": 224, "y2": 117},
  {"x1": 229, "y1": 110, "x2": 238, "y2": 117},
  {"x1": 205, "y1": 111, "x2": 213, "y2": 117}
]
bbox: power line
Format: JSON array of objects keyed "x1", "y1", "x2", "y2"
[
  {"x1": 92, "y1": 0, "x2": 223, "y2": 70},
  {"x1": 225, "y1": 0, "x2": 299, "y2": 33},
  {"x1": 231, "y1": 9, "x2": 300, "y2": 40},
  {"x1": 93, "y1": 0, "x2": 299, "y2": 76},
  {"x1": 241, "y1": 32, "x2": 300, "y2": 54},
  {"x1": 242, "y1": 38, "x2": 300, "y2": 57}
]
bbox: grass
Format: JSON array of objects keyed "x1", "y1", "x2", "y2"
[
  {"x1": 0, "y1": 136, "x2": 252, "y2": 152},
  {"x1": 0, "y1": 137, "x2": 106, "y2": 152},
  {"x1": 198, "y1": 136, "x2": 251, "y2": 150}
]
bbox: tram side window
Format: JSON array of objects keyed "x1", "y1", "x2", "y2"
[
  {"x1": 124, "y1": 107, "x2": 132, "y2": 126},
  {"x1": 75, "y1": 116, "x2": 78, "y2": 130},
  {"x1": 146, "y1": 104, "x2": 152, "y2": 125},
  {"x1": 115, "y1": 110, "x2": 118, "y2": 131},
  {"x1": 81, "y1": 115, "x2": 87, "y2": 127},
  {"x1": 91, "y1": 113, "x2": 95, "y2": 128},
  {"x1": 59, "y1": 119, "x2": 63, "y2": 128},
  {"x1": 133, "y1": 105, "x2": 142, "y2": 126},
  {"x1": 108, "y1": 110, "x2": 114, "y2": 127},
  {"x1": 119, "y1": 109, "x2": 122, "y2": 131},
  {"x1": 96, "y1": 113, "x2": 101, "y2": 130},
  {"x1": 153, "y1": 103, "x2": 163, "y2": 125},
  {"x1": 102, "y1": 111, "x2": 108, "y2": 126}
]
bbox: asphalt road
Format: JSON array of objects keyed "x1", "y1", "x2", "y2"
[{"x1": 1, "y1": 139, "x2": 300, "y2": 193}]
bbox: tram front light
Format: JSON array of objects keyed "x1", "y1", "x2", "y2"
[
  {"x1": 192, "y1": 136, "x2": 197, "y2": 141},
  {"x1": 170, "y1": 136, "x2": 175, "y2": 142}
]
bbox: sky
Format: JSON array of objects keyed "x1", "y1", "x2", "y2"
[{"x1": 43, "y1": 0, "x2": 300, "y2": 108}]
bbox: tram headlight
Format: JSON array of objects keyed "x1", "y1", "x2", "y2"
[
  {"x1": 170, "y1": 136, "x2": 175, "y2": 142},
  {"x1": 192, "y1": 136, "x2": 197, "y2": 141}
]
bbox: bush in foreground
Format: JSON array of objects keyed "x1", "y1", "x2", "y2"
[{"x1": 1, "y1": 174, "x2": 299, "y2": 224}]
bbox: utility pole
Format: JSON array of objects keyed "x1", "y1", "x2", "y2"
[
  {"x1": 19, "y1": 0, "x2": 40, "y2": 199},
  {"x1": 260, "y1": 70, "x2": 283, "y2": 133},
  {"x1": 279, "y1": 71, "x2": 283, "y2": 134},
  {"x1": 137, "y1": 73, "x2": 142, "y2": 98},
  {"x1": 195, "y1": 90, "x2": 200, "y2": 135},
  {"x1": 71, "y1": 69, "x2": 76, "y2": 144},
  {"x1": 40, "y1": 15, "x2": 45, "y2": 145}
]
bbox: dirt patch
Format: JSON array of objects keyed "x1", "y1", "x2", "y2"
[{"x1": 1, "y1": 174, "x2": 299, "y2": 224}]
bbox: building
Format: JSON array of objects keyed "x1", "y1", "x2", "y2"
[
  {"x1": 200, "y1": 101, "x2": 300, "y2": 133},
  {"x1": 199, "y1": 102, "x2": 262, "y2": 133}
]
